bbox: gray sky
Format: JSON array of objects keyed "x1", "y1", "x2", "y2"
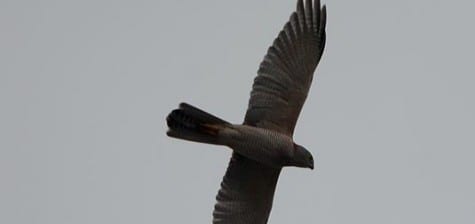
[{"x1": 1, "y1": 0, "x2": 474, "y2": 223}]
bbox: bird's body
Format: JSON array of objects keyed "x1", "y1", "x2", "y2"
[
  {"x1": 166, "y1": 0, "x2": 327, "y2": 223},
  {"x1": 220, "y1": 125, "x2": 294, "y2": 168}
]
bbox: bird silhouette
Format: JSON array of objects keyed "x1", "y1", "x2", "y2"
[{"x1": 166, "y1": 0, "x2": 326, "y2": 223}]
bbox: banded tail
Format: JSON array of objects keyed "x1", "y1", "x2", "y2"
[{"x1": 166, "y1": 103, "x2": 230, "y2": 145}]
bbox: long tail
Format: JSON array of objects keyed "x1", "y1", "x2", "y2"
[{"x1": 166, "y1": 103, "x2": 230, "y2": 145}]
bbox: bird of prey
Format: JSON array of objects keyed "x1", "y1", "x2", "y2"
[{"x1": 166, "y1": 0, "x2": 326, "y2": 223}]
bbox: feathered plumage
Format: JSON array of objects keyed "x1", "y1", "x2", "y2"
[{"x1": 166, "y1": 0, "x2": 327, "y2": 223}]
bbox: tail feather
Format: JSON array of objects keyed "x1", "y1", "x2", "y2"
[{"x1": 166, "y1": 103, "x2": 230, "y2": 145}]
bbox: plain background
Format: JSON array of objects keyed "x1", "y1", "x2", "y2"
[{"x1": 1, "y1": 0, "x2": 474, "y2": 223}]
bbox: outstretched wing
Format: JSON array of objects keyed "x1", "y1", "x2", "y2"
[
  {"x1": 213, "y1": 1, "x2": 327, "y2": 223},
  {"x1": 213, "y1": 153, "x2": 281, "y2": 224},
  {"x1": 244, "y1": 0, "x2": 327, "y2": 136}
]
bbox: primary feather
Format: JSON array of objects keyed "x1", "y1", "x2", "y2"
[
  {"x1": 166, "y1": 1, "x2": 327, "y2": 223},
  {"x1": 213, "y1": 0, "x2": 327, "y2": 223}
]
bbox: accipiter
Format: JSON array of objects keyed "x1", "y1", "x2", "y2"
[{"x1": 166, "y1": 0, "x2": 326, "y2": 223}]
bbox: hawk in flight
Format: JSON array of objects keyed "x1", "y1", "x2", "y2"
[{"x1": 166, "y1": 0, "x2": 326, "y2": 223}]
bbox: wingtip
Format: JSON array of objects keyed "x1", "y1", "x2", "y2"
[
  {"x1": 315, "y1": 0, "x2": 321, "y2": 9},
  {"x1": 297, "y1": 0, "x2": 304, "y2": 9},
  {"x1": 320, "y1": 4, "x2": 327, "y2": 29}
]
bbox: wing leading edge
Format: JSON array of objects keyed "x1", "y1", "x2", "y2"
[
  {"x1": 244, "y1": 0, "x2": 326, "y2": 136},
  {"x1": 212, "y1": 1, "x2": 327, "y2": 223}
]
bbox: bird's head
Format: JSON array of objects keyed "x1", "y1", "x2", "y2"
[{"x1": 291, "y1": 143, "x2": 314, "y2": 170}]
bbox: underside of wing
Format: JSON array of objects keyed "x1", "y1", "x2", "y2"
[
  {"x1": 244, "y1": 0, "x2": 327, "y2": 136},
  {"x1": 213, "y1": 153, "x2": 281, "y2": 224},
  {"x1": 212, "y1": 1, "x2": 327, "y2": 223}
]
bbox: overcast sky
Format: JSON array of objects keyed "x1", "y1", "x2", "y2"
[{"x1": 1, "y1": 0, "x2": 474, "y2": 223}]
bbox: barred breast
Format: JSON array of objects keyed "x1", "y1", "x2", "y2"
[{"x1": 220, "y1": 125, "x2": 294, "y2": 168}]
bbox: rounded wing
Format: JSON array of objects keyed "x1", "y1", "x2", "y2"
[
  {"x1": 213, "y1": 153, "x2": 281, "y2": 224},
  {"x1": 244, "y1": 0, "x2": 327, "y2": 136}
]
